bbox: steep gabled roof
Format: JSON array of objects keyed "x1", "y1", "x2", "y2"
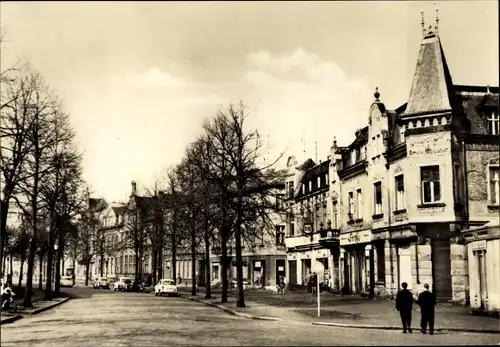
[
  {"x1": 404, "y1": 30, "x2": 455, "y2": 116},
  {"x1": 298, "y1": 158, "x2": 316, "y2": 171}
]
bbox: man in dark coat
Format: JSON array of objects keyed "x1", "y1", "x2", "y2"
[
  {"x1": 396, "y1": 282, "x2": 413, "y2": 333},
  {"x1": 417, "y1": 283, "x2": 436, "y2": 335}
]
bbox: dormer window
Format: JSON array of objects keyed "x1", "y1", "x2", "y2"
[
  {"x1": 351, "y1": 150, "x2": 357, "y2": 165},
  {"x1": 400, "y1": 124, "x2": 406, "y2": 143},
  {"x1": 309, "y1": 180, "x2": 312, "y2": 192},
  {"x1": 488, "y1": 111, "x2": 499, "y2": 135},
  {"x1": 317, "y1": 176, "x2": 321, "y2": 188}
]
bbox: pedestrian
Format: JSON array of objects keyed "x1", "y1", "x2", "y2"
[
  {"x1": 311, "y1": 272, "x2": 317, "y2": 295},
  {"x1": 396, "y1": 282, "x2": 414, "y2": 333},
  {"x1": 417, "y1": 283, "x2": 436, "y2": 335}
]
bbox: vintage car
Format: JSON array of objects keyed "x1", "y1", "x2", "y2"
[
  {"x1": 113, "y1": 277, "x2": 133, "y2": 291},
  {"x1": 154, "y1": 279, "x2": 178, "y2": 296},
  {"x1": 93, "y1": 277, "x2": 111, "y2": 289},
  {"x1": 60, "y1": 276, "x2": 73, "y2": 288}
]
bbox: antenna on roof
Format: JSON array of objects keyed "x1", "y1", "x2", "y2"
[
  {"x1": 434, "y1": 3, "x2": 439, "y2": 33},
  {"x1": 421, "y1": 8, "x2": 425, "y2": 36},
  {"x1": 301, "y1": 129, "x2": 306, "y2": 162},
  {"x1": 267, "y1": 134, "x2": 271, "y2": 167}
]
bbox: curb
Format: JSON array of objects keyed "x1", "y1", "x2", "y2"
[
  {"x1": 179, "y1": 294, "x2": 284, "y2": 321},
  {"x1": 312, "y1": 321, "x2": 500, "y2": 334},
  {"x1": 180, "y1": 295, "x2": 500, "y2": 333},
  {"x1": 27, "y1": 296, "x2": 71, "y2": 316},
  {"x1": 0, "y1": 315, "x2": 22, "y2": 325}
]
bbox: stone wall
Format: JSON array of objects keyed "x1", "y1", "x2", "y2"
[{"x1": 450, "y1": 242, "x2": 469, "y2": 304}]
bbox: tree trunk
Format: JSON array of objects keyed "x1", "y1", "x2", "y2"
[
  {"x1": 171, "y1": 229, "x2": 177, "y2": 283},
  {"x1": 100, "y1": 252, "x2": 105, "y2": 277},
  {"x1": 204, "y1": 216, "x2": 212, "y2": 300},
  {"x1": 45, "y1": 233, "x2": 54, "y2": 300},
  {"x1": 158, "y1": 245, "x2": 163, "y2": 281},
  {"x1": 235, "y1": 198, "x2": 245, "y2": 308},
  {"x1": 152, "y1": 247, "x2": 158, "y2": 284},
  {"x1": 9, "y1": 255, "x2": 13, "y2": 277},
  {"x1": 191, "y1": 213, "x2": 197, "y2": 296},
  {"x1": 85, "y1": 262, "x2": 91, "y2": 286},
  {"x1": 220, "y1": 237, "x2": 228, "y2": 303},
  {"x1": 38, "y1": 253, "x2": 44, "y2": 290},
  {"x1": 135, "y1": 253, "x2": 140, "y2": 283},
  {"x1": 0, "y1": 200, "x2": 9, "y2": 277},
  {"x1": 72, "y1": 242, "x2": 77, "y2": 286},
  {"x1": 54, "y1": 244, "x2": 62, "y2": 297},
  {"x1": 18, "y1": 258, "x2": 25, "y2": 288}
]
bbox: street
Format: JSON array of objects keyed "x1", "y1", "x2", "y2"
[{"x1": 1, "y1": 287, "x2": 499, "y2": 346}]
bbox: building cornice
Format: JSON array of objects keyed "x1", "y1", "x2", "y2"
[{"x1": 338, "y1": 160, "x2": 368, "y2": 181}]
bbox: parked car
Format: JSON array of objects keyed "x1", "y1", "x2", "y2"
[
  {"x1": 154, "y1": 279, "x2": 178, "y2": 296},
  {"x1": 93, "y1": 277, "x2": 110, "y2": 289},
  {"x1": 60, "y1": 276, "x2": 73, "y2": 288},
  {"x1": 113, "y1": 277, "x2": 133, "y2": 291}
]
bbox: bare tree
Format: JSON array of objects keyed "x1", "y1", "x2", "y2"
[{"x1": 198, "y1": 102, "x2": 285, "y2": 307}]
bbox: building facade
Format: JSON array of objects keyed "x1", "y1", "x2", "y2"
[
  {"x1": 284, "y1": 156, "x2": 340, "y2": 290},
  {"x1": 283, "y1": 17, "x2": 499, "y2": 306}
]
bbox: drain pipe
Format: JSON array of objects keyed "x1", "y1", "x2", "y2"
[{"x1": 385, "y1": 162, "x2": 395, "y2": 299}]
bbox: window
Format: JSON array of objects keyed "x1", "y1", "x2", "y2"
[
  {"x1": 332, "y1": 201, "x2": 339, "y2": 229},
  {"x1": 489, "y1": 166, "x2": 500, "y2": 205},
  {"x1": 276, "y1": 194, "x2": 284, "y2": 210},
  {"x1": 275, "y1": 225, "x2": 285, "y2": 245},
  {"x1": 374, "y1": 182, "x2": 382, "y2": 215},
  {"x1": 400, "y1": 124, "x2": 405, "y2": 143},
  {"x1": 395, "y1": 175, "x2": 405, "y2": 210},
  {"x1": 288, "y1": 181, "x2": 294, "y2": 198},
  {"x1": 348, "y1": 192, "x2": 354, "y2": 220},
  {"x1": 356, "y1": 189, "x2": 363, "y2": 219},
  {"x1": 302, "y1": 183, "x2": 305, "y2": 195},
  {"x1": 351, "y1": 150, "x2": 357, "y2": 165},
  {"x1": 376, "y1": 243, "x2": 385, "y2": 283},
  {"x1": 488, "y1": 111, "x2": 499, "y2": 135},
  {"x1": 309, "y1": 180, "x2": 312, "y2": 192},
  {"x1": 421, "y1": 166, "x2": 441, "y2": 203}
]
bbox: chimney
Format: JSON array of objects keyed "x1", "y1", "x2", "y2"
[{"x1": 131, "y1": 181, "x2": 137, "y2": 196}]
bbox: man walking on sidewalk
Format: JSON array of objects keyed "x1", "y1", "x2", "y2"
[
  {"x1": 417, "y1": 283, "x2": 436, "y2": 335},
  {"x1": 396, "y1": 282, "x2": 413, "y2": 333}
]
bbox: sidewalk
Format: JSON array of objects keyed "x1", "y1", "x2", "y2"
[
  {"x1": 1, "y1": 290, "x2": 70, "y2": 325},
  {"x1": 179, "y1": 287, "x2": 500, "y2": 333}
]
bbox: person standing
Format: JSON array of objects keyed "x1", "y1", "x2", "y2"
[
  {"x1": 417, "y1": 283, "x2": 436, "y2": 335},
  {"x1": 396, "y1": 282, "x2": 414, "y2": 333}
]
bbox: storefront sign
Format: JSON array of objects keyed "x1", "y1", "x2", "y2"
[
  {"x1": 471, "y1": 240, "x2": 487, "y2": 251},
  {"x1": 340, "y1": 229, "x2": 373, "y2": 246}
]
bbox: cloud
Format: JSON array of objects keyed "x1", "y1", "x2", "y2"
[
  {"x1": 241, "y1": 47, "x2": 374, "y2": 162},
  {"x1": 126, "y1": 67, "x2": 188, "y2": 88}
]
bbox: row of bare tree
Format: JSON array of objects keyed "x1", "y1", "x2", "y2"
[
  {"x1": 0, "y1": 47, "x2": 101, "y2": 306},
  {"x1": 138, "y1": 102, "x2": 285, "y2": 308}
]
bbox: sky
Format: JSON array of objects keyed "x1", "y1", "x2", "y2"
[{"x1": 1, "y1": 1, "x2": 498, "y2": 203}]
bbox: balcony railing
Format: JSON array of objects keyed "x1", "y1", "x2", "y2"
[{"x1": 318, "y1": 229, "x2": 340, "y2": 247}]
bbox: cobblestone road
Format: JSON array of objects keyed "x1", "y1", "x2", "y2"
[{"x1": 1, "y1": 289, "x2": 499, "y2": 346}]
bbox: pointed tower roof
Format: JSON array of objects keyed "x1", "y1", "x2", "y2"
[{"x1": 404, "y1": 11, "x2": 455, "y2": 117}]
